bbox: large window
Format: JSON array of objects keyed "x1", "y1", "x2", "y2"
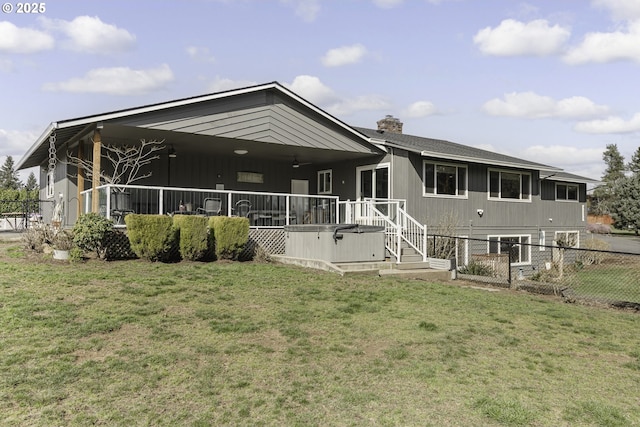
[
  {"x1": 424, "y1": 161, "x2": 467, "y2": 197},
  {"x1": 489, "y1": 169, "x2": 531, "y2": 201},
  {"x1": 488, "y1": 235, "x2": 531, "y2": 265},
  {"x1": 317, "y1": 169, "x2": 332, "y2": 194},
  {"x1": 556, "y1": 183, "x2": 578, "y2": 201}
]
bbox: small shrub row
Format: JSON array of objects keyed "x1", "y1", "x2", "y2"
[{"x1": 125, "y1": 214, "x2": 249, "y2": 262}]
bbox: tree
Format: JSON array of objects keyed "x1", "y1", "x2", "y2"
[
  {"x1": 24, "y1": 172, "x2": 38, "y2": 192},
  {"x1": 628, "y1": 147, "x2": 640, "y2": 176},
  {"x1": 610, "y1": 174, "x2": 640, "y2": 234},
  {"x1": 66, "y1": 139, "x2": 165, "y2": 188},
  {"x1": 592, "y1": 144, "x2": 625, "y2": 215},
  {"x1": 0, "y1": 155, "x2": 21, "y2": 190}
]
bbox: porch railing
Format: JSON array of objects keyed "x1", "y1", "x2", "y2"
[
  {"x1": 339, "y1": 199, "x2": 427, "y2": 263},
  {"x1": 80, "y1": 184, "x2": 338, "y2": 227}
]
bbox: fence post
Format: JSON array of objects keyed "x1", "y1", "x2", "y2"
[{"x1": 507, "y1": 242, "x2": 513, "y2": 287}]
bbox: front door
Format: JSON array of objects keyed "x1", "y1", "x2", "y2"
[{"x1": 291, "y1": 179, "x2": 309, "y2": 224}]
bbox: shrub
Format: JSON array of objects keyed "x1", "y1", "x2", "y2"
[
  {"x1": 125, "y1": 214, "x2": 178, "y2": 262},
  {"x1": 209, "y1": 216, "x2": 249, "y2": 260},
  {"x1": 22, "y1": 224, "x2": 55, "y2": 253},
  {"x1": 72, "y1": 213, "x2": 114, "y2": 258},
  {"x1": 173, "y1": 214, "x2": 209, "y2": 261},
  {"x1": 578, "y1": 238, "x2": 610, "y2": 266},
  {"x1": 458, "y1": 260, "x2": 495, "y2": 277}
]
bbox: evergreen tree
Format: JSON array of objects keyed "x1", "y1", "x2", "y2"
[
  {"x1": 627, "y1": 147, "x2": 640, "y2": 177},
  {"x1": 610, "y1": 174, "x2": 640, "y2": 234},
  {"x1": 592, "y1": 144, "x2": 625, "y2": 215},
  {"x1": 24, "y1": 171, "x2": 38, "y2": 192},
  {"x1": 0, "y1": 156, "x2": 21, "y2": 190}
]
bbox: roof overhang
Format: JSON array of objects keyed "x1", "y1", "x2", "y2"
[{"x1": 17, "y1": 82, "x2": 380, "y2": 170}]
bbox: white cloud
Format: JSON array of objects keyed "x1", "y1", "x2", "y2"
[
  {"x1": 286, "y1": 75, "x2": 340, "y2": 105},
  {"x1": 521, "y1": 145, "x2": 604, "y2": 166},
  {"x1": 39, "y1": 15, "x2": 135, "y2": 54},
  {"x1": 207, "y1": 77, "x2": 258, "y2": 93},
  {"x1": 280, "y1": 0, "x2": 320, "y2": 22},
  {"x1": 0, "y1": 129, "x2": 39, "y2": 158},
  {"x1": 592, "y1": 0, "x2": 640, "y2": 21},
  {"x1": 0, "y1": 21, "x2": 54, "y2": 54},
  {"x1": 404, "y1": 101, "x2": 438, "y2": 118},
  {"x1": 42, "y1": 64, "x2": 174, "y2": 95},
  {"x1": 285, "y1": 75, "x2": 390, "y2": 116},
  {"x1": 326, "y1": 95, "x2": 393, "y2": 116},
  {"x1": 186, "y1": 46, "x2": 215, "y2": 63},
  {"x1": 473, "y1": 19, "x2": 570, "y2": 56},
  {"x1": 574, "y1": 113, "x2": 640, "y2": 134},
  {"x1": 563, "y1": 20, "x2": 640, "y2": 64},
  {"x1": 372, "y1": 0, "x2": 403, "y2": 8},
  {"x1": 321, "y1": 44, "x2": 368, "y2": 67},
  {"x1": 482, "y1": 92, "x2": 610, "y2": 119}
]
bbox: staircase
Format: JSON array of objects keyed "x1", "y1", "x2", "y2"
[{"x1": 333, "y1": 199, "x2": 454, "y2": 281}]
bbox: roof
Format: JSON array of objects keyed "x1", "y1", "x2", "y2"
[
  {"x1": 17, "y1": 82, "x2": 377, "y2": 170},
  {"x1": 355, "y1": 127, "x2": 563, "y2": 173}
]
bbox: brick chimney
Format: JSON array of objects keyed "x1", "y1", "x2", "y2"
[{"x1": 376, "y1": 115, "x2": 403, "y2": 134}]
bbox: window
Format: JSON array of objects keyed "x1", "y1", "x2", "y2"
[
  {"x1": 46, "y1": 170, "x2": 54, "y2": 198},
  {"x1": 554, "y1": 231, "x2": 579, "y2": 248},
  {"x1": 318, "y1": 169, "x2": 332, "y2": 194},
  {"x1": 489, "y1": 169, "x2": 531, "y2": 201},
  {"x1": 488, "y1": 235, "x2": 531, "y2": 265},
  {"x1": 556, "y1": 183, "x2": 578, "y2": 201},
  {"x1": 424, "y1": 161, "x2": 467, "y2": 197}
]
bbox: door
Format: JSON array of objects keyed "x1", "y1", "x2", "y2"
[{"x1": 356, "y1": 164, "x2": 390, "y2": 217}]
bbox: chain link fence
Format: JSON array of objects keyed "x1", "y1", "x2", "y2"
[{"x1": 428, "y1": 234, "x2": 640, "y2": 309}]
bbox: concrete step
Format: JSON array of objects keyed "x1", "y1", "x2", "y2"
[
  {"x1": 395, "y1": 261, "x2": 430, "y2": 270},
  {"x1": 379, "y1": 268, "x2": 451, "y2": 282},
  {"x1": 399, "y1": 254, "x2": 424, "y2": 263}
]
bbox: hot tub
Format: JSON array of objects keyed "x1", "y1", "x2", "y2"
[{"x1": 284, "y1": 224, "x2": 386, "y2": 263}]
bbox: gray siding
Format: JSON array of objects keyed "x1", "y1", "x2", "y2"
[{"x1": 391, "y1": 150, "x2": 586, "y2": 243}]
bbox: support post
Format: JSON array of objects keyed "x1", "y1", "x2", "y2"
[
  {"x1": 91, "y1": 128, "x2": 102, "y2": 213},
  {"x1": 77, "y1": 141, "x2": 85, "y2": 217}
]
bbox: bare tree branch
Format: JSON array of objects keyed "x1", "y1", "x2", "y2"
[{"x1": 66, "y1": 139, "x2": 165, "y2": 189}]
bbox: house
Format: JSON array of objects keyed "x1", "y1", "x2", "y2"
[{"x1": 17, "y1": 81, "x2": 595, "y2": 268}]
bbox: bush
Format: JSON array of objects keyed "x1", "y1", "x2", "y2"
[
  {"x1": 209, "y1": 216, "x2": 249, "y2": 260},
  {"x1": 173, "y1": 214, "x2": 209, "y2": 261},
  {"x1": 125, "y1": 214, "x2": 178, "y2": 262},
  {"x1": 458, "y1": 260, "x2": 495, "y2": 277},
  {"x1": 578, "y1": 238, "x2": 610, "y2": 266},
  {"x1": 72, "y1": 213, "x2": 114, "y2": 258},
  {"x1": 22, "y1": 224, "x2": 55, "y2": 253}
]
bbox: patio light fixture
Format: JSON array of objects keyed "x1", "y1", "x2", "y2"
[
  {"x1": 234, "y1": 149, "x2": 248, "y2": 155},
  {"x1": 168, "y1": 146, "x2": 177, "y2": 158}
]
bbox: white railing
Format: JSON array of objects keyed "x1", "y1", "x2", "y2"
[
  {"x1": 81, "y1": 184, "x2": 339, "y2": 227},
  {"x1": 339, "y1": 199, "x2": 427, "y2": 263}
]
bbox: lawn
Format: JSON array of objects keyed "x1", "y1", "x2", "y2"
[{"x1": 1, "y1": 241, "x2": 640, "y2": 426}]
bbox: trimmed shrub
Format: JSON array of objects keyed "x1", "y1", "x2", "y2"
[
  {"x1": 72, "y1": 213, "x2": 114, "y2": 258},
  {"x1": 173, "y1": 214, "x2": 209, "y2": 261},
  {"x1": 209, "y1": 216, "x2": 249, "y2": 260},
  {"x1": 125, "y1": 214, "x2": 178, "y2": 262}
]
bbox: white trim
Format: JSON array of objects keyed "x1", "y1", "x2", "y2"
[
  {"x1": 487, "y1": 234, "x2": 532, "y2": 266},
  {"x1": 488, "y1": 168, "x2": 532, "y2": 202},
  {"x1": 422, "y1": 160, "x2": 468, "y2": 199},
  {"x1": 420, "y1": 149, "x2": 561, "y2": 173},
  {"x1": 555, "y1": 182, "x2": 579, "y2": 202},
  {"x1": 317, "y1": 169, "x2": 332, "y2": 194}
]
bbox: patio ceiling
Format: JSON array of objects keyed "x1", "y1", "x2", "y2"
[{"x1": 99, "y1": 124, "x2": 377, "y2": 166}]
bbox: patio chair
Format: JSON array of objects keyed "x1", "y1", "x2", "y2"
[
  {"x1": 111, "y1": 191, "x2": 134, "y2": 225},
  {"x1": 197, "y1": 198, "x2": 222, "y2": 216},
  {"x1": 234, "y1": 199, "x2": 252, "y2": 218}
]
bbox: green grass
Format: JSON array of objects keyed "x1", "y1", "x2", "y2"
[{"x1": 1, "y1": 242, "x2": 640, "y2": 426}]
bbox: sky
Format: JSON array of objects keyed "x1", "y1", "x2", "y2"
[{"x1": 2, "y1": 0, "x2": 640, "y2": 184}]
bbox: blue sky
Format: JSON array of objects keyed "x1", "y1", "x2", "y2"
[{"x1": 2, "y1": 0, "x2": 640, "y2": 182}]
